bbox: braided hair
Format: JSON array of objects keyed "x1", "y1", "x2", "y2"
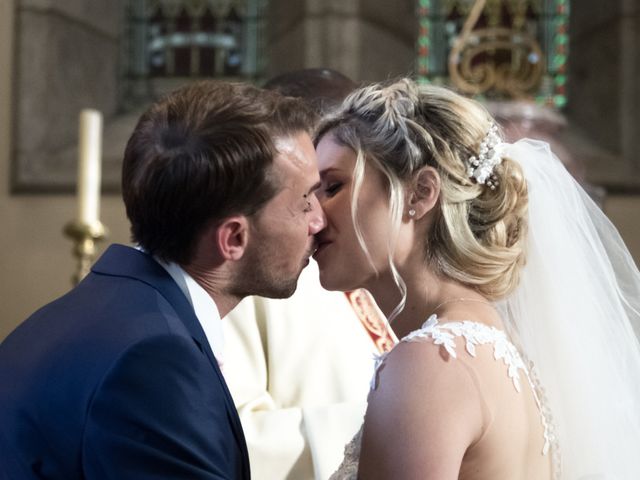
[{"x1": 315, "y1": 79, "x2": 528, "y2": 318}]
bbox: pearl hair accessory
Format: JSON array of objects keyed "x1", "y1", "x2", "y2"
[{"x1": 467, "y1": 123, "x2": 504, "y2": 190}]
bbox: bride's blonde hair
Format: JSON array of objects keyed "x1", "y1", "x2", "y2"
[{"x1": 315, "y1": 78, "x2": 528, "y2": 309}]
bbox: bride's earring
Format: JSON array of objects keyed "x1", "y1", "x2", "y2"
[{"x1": 408, "y1": 208, "x2": 416, "y2": 217}]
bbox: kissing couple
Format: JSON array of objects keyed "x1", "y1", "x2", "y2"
[{"x1": 2, "y1": 78, "x2": 640, "y2": 479}]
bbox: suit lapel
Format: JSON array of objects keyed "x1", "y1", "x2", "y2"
[{"x1": 92, "y1": 244, "x2": 250, "y2": 473}]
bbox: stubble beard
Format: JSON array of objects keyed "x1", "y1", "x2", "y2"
[{"x1": 229, "y1": 243, "x2": 309, "y2": 300}]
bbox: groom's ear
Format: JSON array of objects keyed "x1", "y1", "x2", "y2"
[
  {"x1": 406, "y1": 166, "x2": 440, "y2": 220},
  {"x1": 214, "y1": 215, "x2": 250, "y2": 261}
]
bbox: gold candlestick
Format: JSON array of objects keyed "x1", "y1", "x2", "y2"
[{"x1": 64, "y1": 220, "x2": 108, "y2": 286}]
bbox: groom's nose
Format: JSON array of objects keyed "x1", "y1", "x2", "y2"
[{"x1": 308, "y1": 194, "x2": 326, "y2": 235}]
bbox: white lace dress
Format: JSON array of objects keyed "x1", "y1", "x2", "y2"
[{"x1": 329, "y1": 314, "x2": 560, "y2": 480}]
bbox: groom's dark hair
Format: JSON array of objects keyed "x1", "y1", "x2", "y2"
[{"x1": 122, "y1": 80, "x2": 315, "y2": 264}]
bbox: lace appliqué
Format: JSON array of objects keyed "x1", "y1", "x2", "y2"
[
  {"x1": 341, "y1": 315, "x2": 561, "y2": 480},
  {"x1": 404, "y1": 315, "x2": 527, "y2": 392},
  {"x1": 328, "y1": 425, "x2": 362, "y2": 480},
  {"x1": 522, "y1": 355, "x2": 562, "y2": 479},
  {"x1": 395, "y1": 315, "x2": 556, "y2": 456}
]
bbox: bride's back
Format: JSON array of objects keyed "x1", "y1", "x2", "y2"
[
  {"x1": 351, "y1": 312, "x2": 554, "y2": 480},
  {"x1": 453, "y1": 320, "x2": 552, "y2": 480}
]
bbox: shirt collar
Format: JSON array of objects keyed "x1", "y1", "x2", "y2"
[{"x1": 154, "y1": 257, "x2": 225, "y2": 365}]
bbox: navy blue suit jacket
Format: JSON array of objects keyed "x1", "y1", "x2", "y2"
[{"x1": 0, "y1": 244, "x2": 250, "y2": 479}]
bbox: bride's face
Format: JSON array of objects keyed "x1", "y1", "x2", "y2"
[{"x1": 314, "y1": 133, "x2": 400, "y2": 291}]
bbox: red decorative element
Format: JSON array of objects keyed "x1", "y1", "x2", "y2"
[{"x1": 345, "y1": 290, "x2": 397, "y2": 353}]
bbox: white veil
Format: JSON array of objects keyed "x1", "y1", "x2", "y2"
[{"x1": 495, "y1": 139, "x2": 640, "y2": 479}]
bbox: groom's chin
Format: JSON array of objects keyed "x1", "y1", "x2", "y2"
[
  {"x1": 251, "y1": 269, "x2": 303, "y2": 300},
  {"x1": 258, "y1": 279, "x2": 299, "y2": 299}
]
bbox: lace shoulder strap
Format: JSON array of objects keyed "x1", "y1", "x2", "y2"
[
  {"x1": 411, "y1": 314, "x2": 525, "y2": 392},
  {"x1": 371, "y1": 314, "x2": 556, "y2": 460},
  {"x1": 374, "y1": 315, "x2": 526, "y2": 392}
]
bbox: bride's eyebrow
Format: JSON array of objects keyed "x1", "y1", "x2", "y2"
[{"x1": 319, "y1": 167, "x2": 342, "y2": 178}]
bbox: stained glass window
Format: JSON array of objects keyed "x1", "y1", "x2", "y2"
[
  {"x1": 416, "y1": 0, "x2": 569, "y2": 108},
  {"x1": 122, "y1": 0, "x2": 267, "y2": 107}
]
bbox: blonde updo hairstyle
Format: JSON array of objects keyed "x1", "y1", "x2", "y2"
[{"x1": 315, "y1": 78, "x2": 528, "y2": 306}]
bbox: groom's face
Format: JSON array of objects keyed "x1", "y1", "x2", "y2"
[{"x1": 235, "y1": 132, "x2": 326, "y2": 298}]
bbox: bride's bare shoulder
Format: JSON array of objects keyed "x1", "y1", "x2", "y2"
[{"x1": 359, "y1": 334, "x2": 488, "y2": 479}]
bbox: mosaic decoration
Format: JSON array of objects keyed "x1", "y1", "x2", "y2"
[{"x1": 416, "y1": 0, "x2": 569, "y2": 108}]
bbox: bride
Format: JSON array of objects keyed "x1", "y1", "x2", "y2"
[{"x1": 312, "y1": 78, "x2": 640, "y2": 479}]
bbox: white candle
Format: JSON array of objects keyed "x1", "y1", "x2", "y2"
[{"x1": 76, "y1": 109, "x2": 103, "y2": 225}]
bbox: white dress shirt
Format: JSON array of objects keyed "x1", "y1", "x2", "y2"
[{"x1": 156, "y1": 259, "x2": 225, "y2": 367}]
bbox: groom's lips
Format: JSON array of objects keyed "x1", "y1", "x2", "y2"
[{"x1": 302, "y1": 241, "x2": 319, "y2": 266}]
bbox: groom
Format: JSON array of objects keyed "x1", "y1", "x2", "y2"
[{"x1": 0, "y1": 81, "x2": 324, "y2": 478}]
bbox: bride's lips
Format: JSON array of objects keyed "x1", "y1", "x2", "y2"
[{"x1": 312, "y1": 240, "x2": 332, "y2": 260}]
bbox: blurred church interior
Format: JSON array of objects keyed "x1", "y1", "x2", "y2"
[{"x1": 1, "y1": 0, "x2": 639, "y2": 338}]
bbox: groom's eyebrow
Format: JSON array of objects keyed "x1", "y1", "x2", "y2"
[
  {"x1": 307, "y1": 181, "x2": 321, "y2": 194},
  {"x1": 302, "y1": 181, "x2": 321, "y2": 203}
]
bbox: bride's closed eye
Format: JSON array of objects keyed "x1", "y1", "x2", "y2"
[{"x1": 324, "y1": 182, "x2": 343, "y2": 197}]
